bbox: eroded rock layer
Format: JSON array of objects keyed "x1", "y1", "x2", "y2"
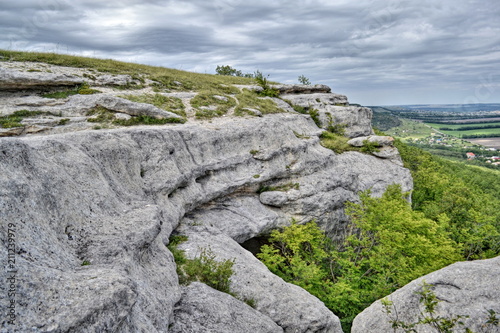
[{"x1": 0, "y1": 113, "x2": 412, "y2": 332}]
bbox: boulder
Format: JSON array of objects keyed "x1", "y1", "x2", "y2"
[
  {"x1": 0, "y1": 68, "x2": 83, "y2": 90},
  {"x1": 170, "y1": 282, "x2": 284, "y2": 333},
  {"x1": 177, "y1": 231, "x2": 344, "y2": 333},
  {"x1": 95, "y1": 95, "x2": 183, "y2": 120},
  {"x1": 272, "y1": 84, "x2": 332, "y2": 94},
  {"x1": 347, "y1": 135, "x2": 395, "y2": 147},
  {"x1": 282, "y1": 93, "x2": 373, "y2": 138},
  {"x1": 352, "y1": 256, "x2": 500, "y2": 333}
]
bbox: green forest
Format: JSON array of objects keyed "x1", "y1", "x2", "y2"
[{"x1": 257, "y1": 140, "x2": 500, "y2": 332}]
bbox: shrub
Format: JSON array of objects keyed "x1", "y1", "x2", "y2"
[
  {"x1": 360, "y1": 139, "x2": 381, "y2": 153},
  {"x1": 298, "y1": 75, "x2": 311, "y2": 85},
  {"x1": 254, "y1": 71, "x2": 279, "y2": 97},
  {"x1": 167, "y1": 235, "x2": 235, "y2": 294},
  {"x1": 258, "y1": 185, "x2": 460, "y2": 332}
]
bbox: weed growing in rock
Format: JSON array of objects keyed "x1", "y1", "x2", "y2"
[
  {"x1": 58, "y1": 118, "x2": 70, "y2": 126},
  {"x1": 254, "y1": 71, "x2": 279, "y2": 97},
  {"x1": 167, "y1": 235, "x2": 235, "y2": 294},
  {"x1": 360, "y1": 139, "x2": 381, "y2": 153},
  {"x1": 81, "y1": 260, "x2": 91, "y2": 266}
]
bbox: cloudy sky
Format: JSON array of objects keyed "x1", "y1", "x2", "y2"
[{"x1": 1, "y1": 0, "x2": 499, "y2": 105}]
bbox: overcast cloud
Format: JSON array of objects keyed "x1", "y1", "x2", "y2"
[{"x1": 1, "y1": 0, "x2": 499, "y2": 105}]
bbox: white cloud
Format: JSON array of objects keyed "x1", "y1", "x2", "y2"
[{"x1": 1, "y1": 0, "x2": 499, "y2": 104}]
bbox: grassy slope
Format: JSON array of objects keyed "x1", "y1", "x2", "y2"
[{"x1": 0, "y1": 49, "x2": 254, "y2": 93}]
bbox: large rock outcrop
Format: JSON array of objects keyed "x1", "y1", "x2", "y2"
[
  {"x1": 352, "y1": 256, "x2": 500, "y2": 333},
  {"x1": 0, "y1": 60, "x2": 413, "y2": 332},
  {"x1": 0, "y1": 113, "x2": 412, "y2": 332}
]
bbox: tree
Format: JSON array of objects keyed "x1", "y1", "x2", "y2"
[{"x1": 298, "y1": 75, "x2": 311, "y2": 85}]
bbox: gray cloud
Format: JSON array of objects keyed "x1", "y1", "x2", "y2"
[{"x1": 1, "y1": 0, "x2": 499, "y2": 105}]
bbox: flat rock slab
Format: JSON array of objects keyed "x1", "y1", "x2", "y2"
[{"x1": 0, "y1": 68, "x2": 84, "y2": 90}]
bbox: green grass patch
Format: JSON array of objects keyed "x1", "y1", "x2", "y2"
[
  {"x1": 320, "y1": 132, "x2": 359, "y2": 154},
  {"x1": 167, "y1": 235, "x2": 234, "y2": 294},
  {"x1": 234, "y1": 89, "x2": 283, "y2": 116},
  {"x1": 191, "y1": 91, "x2": 236, "y2": 119},
  {"x1": 425, "y1": 121, "x2": 500, "y2": 131},
  {"x1": 42, "y1": 82, "x2": 100, "y2": 99},
  {"x1": 86, "y1": 106, "x2": 185, "y2": 126},
  {"x1": 120, "y1": 93, "x2": 186, "y2": 117},
  {"x1": 0, "y1": 110, "x2": 54, "y2": 128}
]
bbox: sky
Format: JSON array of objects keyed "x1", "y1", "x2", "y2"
[{"x1": 1, "y1": 0, "x2": 499, "y2": 105}]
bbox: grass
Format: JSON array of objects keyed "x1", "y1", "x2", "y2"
[
  {"x1": 425, "y1": 121, "x2": 500, "y2": 130},
  {"x1": 120, "y1": 93, "x2": 186, "y2": 117},
  {"x1": 384, "y1": 118, "x2": 436, "y2": 139},
  {"x1": 167, "y1": 235, "x2": 235, "y2": 294},
  {"x1": 234, "y1": 89, "x2": 283, "y2": 116},
  {"x1": 191, "y1": 90, "x2": 237, "y2": 119},
  {"x1": 320, "y1": 131, "x2": 360, "y2": 154},
  {"x1": 437, "y1": 127, "x2": 500, "y2": 137},
  {"x1": 0, "y1": 49, "x2": 254, "y2": 94},
  {"x1": 0, "y1": 110, "x2": 54, "y2": 128},
  {"x1": 42, "y1": 82, "x2": 101, "y2": 99}
]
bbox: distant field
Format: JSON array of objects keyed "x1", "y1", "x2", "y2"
[
  {"x1": 425, "y1": 122, "x2": 500, "y2": 130},
  {"x1": 447, "y1": 117, "x2": 500, "y2": 124},
  {"x1": 436, "y1": 128, "x2": 500, "y2": 137},
  {"x1": 465, "y1": 138, "x2": 500, "y2": 149}
]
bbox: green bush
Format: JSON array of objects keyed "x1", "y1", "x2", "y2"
[
  {"x1": 167, "y1": 235, "x2": 235, "y2": 294},
  {"x1": 254, "y1": 71, "x2": 280, "y2": 97},
  {"x1": 360, "y1": 139, "x2": 380, "y2": 153},
  {"x1": 298, "y1": 75, "x2": 311, "y2": 85},
  {"x1": 258, "y1": 185, "x2": 460, "y2": 332}
]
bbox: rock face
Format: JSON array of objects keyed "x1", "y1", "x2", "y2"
[
  {"x1": 283, "y1": 93, "x2": 373, "y2": 138},
  {"x1": 171, "y1": 282, "x2": 284, "y2": 333},
  {"x1": 0, "y1": 60, "x2": 414, "y2": 333},
  {"x1": 352, "y1": 256, "x2": 500, "y2": 333}
]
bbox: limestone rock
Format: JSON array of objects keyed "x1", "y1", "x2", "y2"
[
  {"x1": 347, "y1": 135, "x2": 395, "y2": 147},
  {"x1": 171, "y1": 282, "x2": 284, "y2": 333},
  {"x1": 177, "y1": 231, "x2": 343, "y2": 333},
  {"x1": 95, "y1": 95, "x2": 183, "y2": 120},
  {"x1": 283, "y1": 93, "x2": 373, "y2": 138},
  {"x1": 93, "y1": 74, "x2": 134, "y2": 86},
  {"x1": 352, "y1": 256, "x2": 500, "y2": 333},
  {"x1": 0, "y1": 68, "x2": 83, "y2": 90},
  {"x1": 272, "y1": 84, "x2": 332, "y2": 94},
  {"x1": 259, "y1": 191, "x2": 288, "y2": 207}
]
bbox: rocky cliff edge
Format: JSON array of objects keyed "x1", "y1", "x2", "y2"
[{"x1": 0, "y1": 61, "x2": 413, "y2": 332}]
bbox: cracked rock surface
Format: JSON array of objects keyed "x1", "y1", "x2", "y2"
[{"x1": 352, "y1": 256, "x2": 500, "y2": 333}]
